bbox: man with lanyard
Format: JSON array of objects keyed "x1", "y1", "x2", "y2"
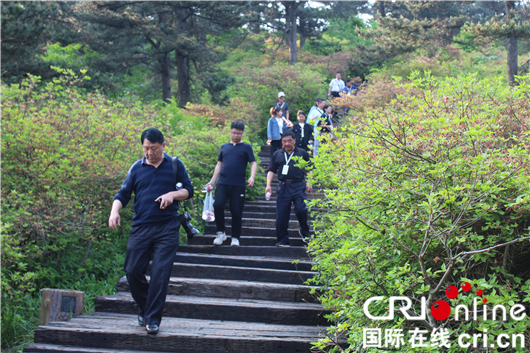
[
  {"x1": 307, "y1": 97, "x2": 325, "y2": 125},
  {"x1": 340, "y1": 78, "x2": 358, "y2": 97},
  {"x1": 265, "y1": 130, "x2": 312, "y2": 246},
  {"x1": 274, "y1": 91, "x2": 290, "y2": 121},
  {"x1": 205, "y1": 121, "x2": 258, "y2": 246},
  {"x1": 109, "y1": 128, "x2": 194, "y2": 334}
]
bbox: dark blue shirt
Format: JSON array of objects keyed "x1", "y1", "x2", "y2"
[
  {"x1": 217, "y1": 142, "x2": 256, "y2": 187},
  {"x1": 113, "y1": 153, "x2": 194, "y2": 227}
]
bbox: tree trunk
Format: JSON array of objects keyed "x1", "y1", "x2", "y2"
[
  {"x1": 175, "y1": 49, "x2": 190, "y2": 108},
  {"x1": 176, "y1": 8, "x2": 191, "y2": 108},
  {"x1": 506, "y1": 1, "x2": 518, "y2": 85},
  {"x1": 289, "y1": 3, "x2": 297, "y2": 65},
  {"x1": 300, "y1": 32, "x2": 306, "y2": 48},
  {"x1": 378, "y1": 1, "x2": 386, "y2": 17},
  {"x1": 284, "y1": 1, "x2": 299, "y2": 65},
  {"x1": 159, "y1": 54, "x2": 172, "y2": 104},
  {"x1": 156, "y1": 11, "x2": 172, "y2": 104}
]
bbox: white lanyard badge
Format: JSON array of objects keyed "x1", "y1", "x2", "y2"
[{"x1": 282, "y1": 151, "x2": 294, "y2": 175}]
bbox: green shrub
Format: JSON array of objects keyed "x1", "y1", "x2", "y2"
[
  {"x1": 308, "y1": 73, "x2": 530, "y2": 352},
  {"x1": 1, "y1": 68, "x2": 157, "y2": 350}
]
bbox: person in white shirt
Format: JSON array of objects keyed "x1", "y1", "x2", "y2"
[
  {"x1": 328, "y1": 72, "x2": 345, "y2": 98},
  {"x1": 307, "y1": 97, "x2": 326, "y2": 125},
  {"x1": 307, "y1": 98, "x2": 326, "y2": 157}
]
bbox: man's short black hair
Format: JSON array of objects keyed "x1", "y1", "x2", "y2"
[
  {"x1": 336, "y1": 71, "x2": 341, "y2": 74},
  {"x1": 230, "y1": 120, "x2": 245, "y2": 131},
  {"x1": 282, "y1": 130, "x2": 296, "y2": 140},
  {"x1": 346, "y1": 78, "x2": 352, "y2": 83},
  {"x1": 141, "y1": 128, "x2": 164, "y2": 145}
]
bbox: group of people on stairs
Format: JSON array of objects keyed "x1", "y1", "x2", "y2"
[{"x1": 108, "y1": 121, "x2": 313, "y2": 334}]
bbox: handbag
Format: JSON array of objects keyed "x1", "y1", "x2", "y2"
[{"x1": 202, "y1": 191, "x2": 215, "y2": 222}]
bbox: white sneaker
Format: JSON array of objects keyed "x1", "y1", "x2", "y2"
[
  {"x1": 213, "y1": 231, "x2": 226, "y2": 245},
  {"x1": 230, "y1": 238, "x2": 240, "y2": 246}
]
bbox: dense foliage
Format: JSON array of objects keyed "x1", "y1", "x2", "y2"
[
  {"x1": 308, "y1": 73, "x2": 530, "y2": 352},
  {"x1": 2, "y1": 1, "x2": 530, "y2": 352},
  {"x1": 0, "y1": 70, "x2": 263, "y2": 351}
]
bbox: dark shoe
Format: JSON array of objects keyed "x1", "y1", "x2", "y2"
[
  {"x1": 146, "y1": 324, "x2": 159, "y2": 334},
  {"x1": 138, "y1": 315, "x2": 144, "y2": 326},
  {"x1": 276, "y1": 241, "x2": 290, "y2": 247}
]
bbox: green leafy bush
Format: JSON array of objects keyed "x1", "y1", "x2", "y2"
[
  {"x1": 1, "y1": 68, "x2": 157, "y2": 350},
  {"x1": 308, "y1": 73, "x2": 530, "y2": 352}
]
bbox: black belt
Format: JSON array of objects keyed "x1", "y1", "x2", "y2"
[{"x1": 280, "y1": 179, "x2": 304, "y2": 184}]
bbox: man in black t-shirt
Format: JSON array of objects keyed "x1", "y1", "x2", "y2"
[
  {"x1": 205, "y1": 121, "x2": 257, "y2": 246},
  {"x1": 265, "y1": 130, "x2": 312, "y2": 246}
]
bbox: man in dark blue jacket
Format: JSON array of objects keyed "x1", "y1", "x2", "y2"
[{"x1": 109, "y1": 128, "x2": 194, "y2": 335}]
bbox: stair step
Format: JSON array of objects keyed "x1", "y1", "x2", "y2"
[
  {"x1": 32, "y1": 313, "x2": 329, "y2": 353},
  {"x1": 207, "y1": 217, "x2": 312, "y2": 229},
  {"x1": 188, "y1": 234, "x2": 307, "y2": 247},
  {"x1": 205, "y1": 224, "x2": 311, "y2": 237},
  {"x1": 95, "y1": 293, "x2": 330, "y2": 326},
  {"x1": 239, "y1": 211, "x2": 296, "y2": 219},
  {"x1": 178, "y1": 245, "x2": 310, "y2": 258},
  {"x1": 116, "y1": 276, "x2": 318, "y2": 303},
  {"x1": 24, "y1": 343, "x2": 171, "y2": 353},
  {"x1": 173, "y1": 252, "x2": 312, "y2": 270},
  {"x1": 149, "y1": 262, "x2": 315, "y2": 285},
  {"x1": 173, "y1": 252, "x2": 313, "y2": 271}
]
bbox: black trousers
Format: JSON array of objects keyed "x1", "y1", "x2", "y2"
[
  {"x1": 275, "y1": 181, "x2": 310, "y2": 244},
  {"x1": 214, "y1": 184, "x2": 246, "y2": 239},
  {"x1": 331, "y1": 91, "x2": 341, "y2": 98},
  {"x1": 270, "y1": 139, "x2": 282, "y2": 160},
  {"x1": 124, "y1": 219, "x2": 180, "y2": 326}
]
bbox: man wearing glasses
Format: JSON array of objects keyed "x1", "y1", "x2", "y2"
[{"x1": 205, "y1": 121, "x2": 257, "y2": 246}]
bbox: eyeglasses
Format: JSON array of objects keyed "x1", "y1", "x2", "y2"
[{"x1": 230, "y1": 132, "x2": 243, "y2": 136}]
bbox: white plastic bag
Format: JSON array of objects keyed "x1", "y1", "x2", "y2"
[{"x1": 202, "y1": 191, "x2": 215, "y2": 222}]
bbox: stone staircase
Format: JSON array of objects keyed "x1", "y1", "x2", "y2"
[{"x1": 23, "y1": 144, "x2": 336, "y2": 353}]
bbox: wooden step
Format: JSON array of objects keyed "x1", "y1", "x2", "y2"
[
  {"x1": 209, "y1": 217, "x2": 312, "y2": 230},
  {"x1": 205, "y1": 224, "x2": 311, "y2": 238},
  {"x1": 150, "y1": 262, "x2": 315, "y2": 285},
  {"x1": 188, "y1": 234, "x2": 307, "y2": 247},
  {"x1": 95, "y1": 293, "x2": 330, "y2": 326},
  {"x1": 24, "y1": 343, "x2": 172, "y2": 353},
  {"x1": 178, "y1": 245, "x2": 309, "y2": 258},
  {"x1": 31, "y1": 312, "x2": 328, "y2": 353},
  {"x1": 173, "y1": 252, "x2": 313, "y2": 271},
  {"x1": 239, "y1": 211, "x2": 296, "y2": 219},
  {"x1": 115, "y1": 276, "x2": 318, "y2": 303}
]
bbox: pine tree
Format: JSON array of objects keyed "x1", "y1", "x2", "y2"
[
  {"x1": 1, "y1": 2, "x2": 61, "y2": 83},
  {"x1": 462, "y1": 1, "x2": 530, "y2": 85},
  {"x1": 71, "y1": 1, "x2": 244, "y2": 106}
]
